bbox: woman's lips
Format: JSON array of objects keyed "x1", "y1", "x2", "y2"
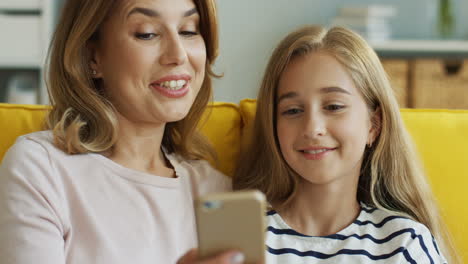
[
  {"x1": 151, "y1": 82, "x2": 189, "y2": 98},
  {"x1": 151, "y1": 74, "x2": 191, "y2": 98}
]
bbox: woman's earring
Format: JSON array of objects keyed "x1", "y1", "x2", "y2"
[{"x1": 92, "y1": 69, "x2": 97, "y2": 75}]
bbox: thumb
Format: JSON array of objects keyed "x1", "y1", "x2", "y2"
[
  {"x1": 199, "y1": 250, "x2": 245, "y2": 264},
  {"x1": 177, "y1": 248, "x2": 198, "y2": 264},
  {"x1": 177, "y1": 248, "x2": 245, "y2": 264}
]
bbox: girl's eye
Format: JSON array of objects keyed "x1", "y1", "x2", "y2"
[
  {"x1": 180, "y1": 31, "x2": 198, "y2": 36},
  {"x1": 325, "y1": 104, "x2": 345, "y2": 111},
  {"x1": 135, "y1": 33, "x2": 157, "y2": 40},
  {"x1": 282, "y1": 108, "x2": 303, "y2": 116}
]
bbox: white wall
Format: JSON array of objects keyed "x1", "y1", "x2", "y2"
[
  {"x1": 212, "y1": 0, "x2": 328, "y2": 103},
  {"x1": 212, "y1": 0, "x2": 468, "y2": 103}
]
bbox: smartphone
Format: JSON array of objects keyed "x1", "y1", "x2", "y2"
[{"x1": 195, "y1": 190, "x2": 266, "y2": 263}]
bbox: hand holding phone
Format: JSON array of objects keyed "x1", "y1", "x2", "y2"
[{"x1": 195, "y1": 190, "x2": 266, "y2": 264}]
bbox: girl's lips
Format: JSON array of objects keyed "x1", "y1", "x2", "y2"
[{"x1": 299, "y1": 148, "x2": 336, "y2": 160}]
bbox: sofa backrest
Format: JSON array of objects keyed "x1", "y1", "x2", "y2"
[{"x1": 1, "y1": 101, "x2": 467, "y2": 260}]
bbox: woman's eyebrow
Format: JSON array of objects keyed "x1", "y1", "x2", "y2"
[
  {"x1": 127, "y1": 7, "x2": 159, "y2": 18},
  {"x1": 184, "y1": 7, "x2": 198, "y2": 17},
  {"x1": 127, "y1": 7, "x2": 198, "y2": 18}
]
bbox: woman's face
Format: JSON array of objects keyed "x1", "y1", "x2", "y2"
[
  {"x1": 276, "y1": 52, "x2": 379, "y2": 186},
  {"x1": 91, "y1": 0, "x2": 206, "y2": 125}
]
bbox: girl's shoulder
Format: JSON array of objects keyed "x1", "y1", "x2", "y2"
[
  {"x1": 355, "y1": 204, "x2": 447, "y2": 263},
  {"x1": 356, "y1": 203, "x2": 430, "y2": 234}
]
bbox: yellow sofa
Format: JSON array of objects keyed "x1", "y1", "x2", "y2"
[{"x1": 1, "y1": 101, "x2": 467, "y2": 260}]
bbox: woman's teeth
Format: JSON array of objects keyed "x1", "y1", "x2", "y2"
[{"x1": 159, "y1": 80, "x2": 187, "y2": 90}]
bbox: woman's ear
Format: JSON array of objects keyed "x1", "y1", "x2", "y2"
[
  {"x1": 368, "y1": 107, "x2": 382, "y2": 146},
  {"x1": 87, "y1": 41, "x2": 103, "y2": 79}
]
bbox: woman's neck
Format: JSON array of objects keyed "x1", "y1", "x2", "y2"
[
  {"x1": 104, "y1": 114, "x2": 174, "y2": 178},
  {"x1": 277, "y1": 177, "x2": 361, "y2": 236}
]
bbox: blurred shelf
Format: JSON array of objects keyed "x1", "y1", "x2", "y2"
[
  {"x1": 0, "y1": 0, "x2": 41, "y2": 10},
  {"x1": 371, "y1": 40, "x2": 468, "y2": 59},
  {"x1": 0, "y1": 0, "x2": 53, "y2": 105},
  {"x1": 0, "y1": 59, "x2": 42, "y2": 69}
]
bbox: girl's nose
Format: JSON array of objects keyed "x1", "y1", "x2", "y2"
[{"x1": 303, "y1": 112, "x2": 326, "y2": 138}]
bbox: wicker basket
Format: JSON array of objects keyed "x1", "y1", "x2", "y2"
[
  {"x1": 381, "y1": 59, "x2": 409, "y2": 108},
  {"x1": 413, "y1": 59, "x2": 468, "y2": 109}
]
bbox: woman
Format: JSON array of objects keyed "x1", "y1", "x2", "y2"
[{"x1": 0, "y1": 0, "x2": 243, "y2": 263}]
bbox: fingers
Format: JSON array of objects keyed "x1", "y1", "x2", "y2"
[
  {"x1": 177, "y1": 248, "x2": 245, "y2": 264},
  {"x1": 177, "y1": 248, "x2": 198, "y2": 264}
]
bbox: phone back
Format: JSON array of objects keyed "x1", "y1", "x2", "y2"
[{"x1": 195, "y1": 190, "x2": 266, "y2": 263}]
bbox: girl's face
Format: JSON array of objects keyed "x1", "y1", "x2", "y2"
[
  {"x1": 276, "y1": 52, "x2": 379, "y2": 186},
  {"x1": 91, "y1": 0, "x2": 206, "y2": 125}
]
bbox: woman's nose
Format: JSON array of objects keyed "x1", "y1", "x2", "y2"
[{"x1": 159, "y1": 34, "x2": 188, "y2": 66}]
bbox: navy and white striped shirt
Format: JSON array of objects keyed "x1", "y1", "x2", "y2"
[{"x1": 266, "y1": 204, "x2": 447, "y2": 263}]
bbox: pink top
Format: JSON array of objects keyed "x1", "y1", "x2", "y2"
[{"x1": 0, "y1": 131, "x2": 231, "y2": 264}]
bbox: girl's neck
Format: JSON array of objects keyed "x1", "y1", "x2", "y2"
[{"x1": 277, "y1": 178, "x2": 361, "y2": 237}]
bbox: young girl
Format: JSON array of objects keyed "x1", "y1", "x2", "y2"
[{"x1": 234, "y1": 26, "x2": 458, "y2": 263}]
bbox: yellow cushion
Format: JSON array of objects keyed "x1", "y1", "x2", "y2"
[
  {"x1": 401, "y1": 109, "x2": 468, "y2": 260},
  {"x1": 238, "y1": 98, "x2": 257, "y2": 151},
  {"x1": 0, "y1": 103, "x2": 50, "y2": 161},
  {"x1": 199, "y1": 102, "x2": 242, "y2": 176},
  {"x1": 239, "y1": 99, "x2": 468, "y2": 260},
  {"x1": 0, "y1": 103, "x2": 241, "y2": 177}
]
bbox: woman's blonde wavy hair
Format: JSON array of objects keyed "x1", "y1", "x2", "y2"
[
  {"x1": 233, "y1": 25, "x2": 459, "y2": 262},
  {"x1": 46, "y1": 0, "x2": 219, "y2": 160}
]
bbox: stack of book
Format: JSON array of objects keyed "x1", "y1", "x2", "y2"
[{"x1": 330, "y1": 5, "x2": 397, "y2": 43}]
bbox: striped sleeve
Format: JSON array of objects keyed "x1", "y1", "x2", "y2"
[{"x1": 402, "y1": 224, "x2": 447, "y2": 264}]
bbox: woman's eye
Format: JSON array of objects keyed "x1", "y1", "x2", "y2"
[
  {"x1": 282, "y1": 108, "x2": 303, "y2": 116},
  {"x1": 180, "y1": 31, "x2": 198, "y2": 36},
  {"x1": 325, "y1": 104, "x2": 345, "y2": 111},
  {"x1": 135, "y1": 33, "x2": 157, "y2": 40}
]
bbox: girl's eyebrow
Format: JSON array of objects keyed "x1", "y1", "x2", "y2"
[
  {"x1": 277, "y1": 86, "x2": 352, "y2": 104},
  {"x1": 277, "y1": 92, "x2": 298, "y2": 104},
  {"x1": 127, "y1": 7, "x2": 198, "y2": 18},
  {"x1": 320, "y1": 86, "x2": 352, "y2": 95}
]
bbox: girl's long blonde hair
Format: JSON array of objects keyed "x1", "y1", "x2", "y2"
[
  {"x1": 233, "y1": 25, "x2": 459, "y2": 262},
  {"x1": 46, "y1": 0, "x2": 219, "y2": 160}
]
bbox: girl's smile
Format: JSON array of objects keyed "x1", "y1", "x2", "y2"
[{"x1": 298, "y1": 147, "x2": 338, "y2": 160}]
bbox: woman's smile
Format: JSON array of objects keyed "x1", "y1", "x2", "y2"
[{"x1": 151, "y1": 74, "x2": 191, "y2": 98}]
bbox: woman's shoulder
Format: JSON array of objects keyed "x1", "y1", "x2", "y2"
[
  {"x1": 3, "y1": 131, "x2": 55, "y2": 164},
  {"x1": 2, "y1": 130, "x2": 102, "y2": 182},
  {"x1": 12, "y1": 130, "x2": 54, "y2": 146}
]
